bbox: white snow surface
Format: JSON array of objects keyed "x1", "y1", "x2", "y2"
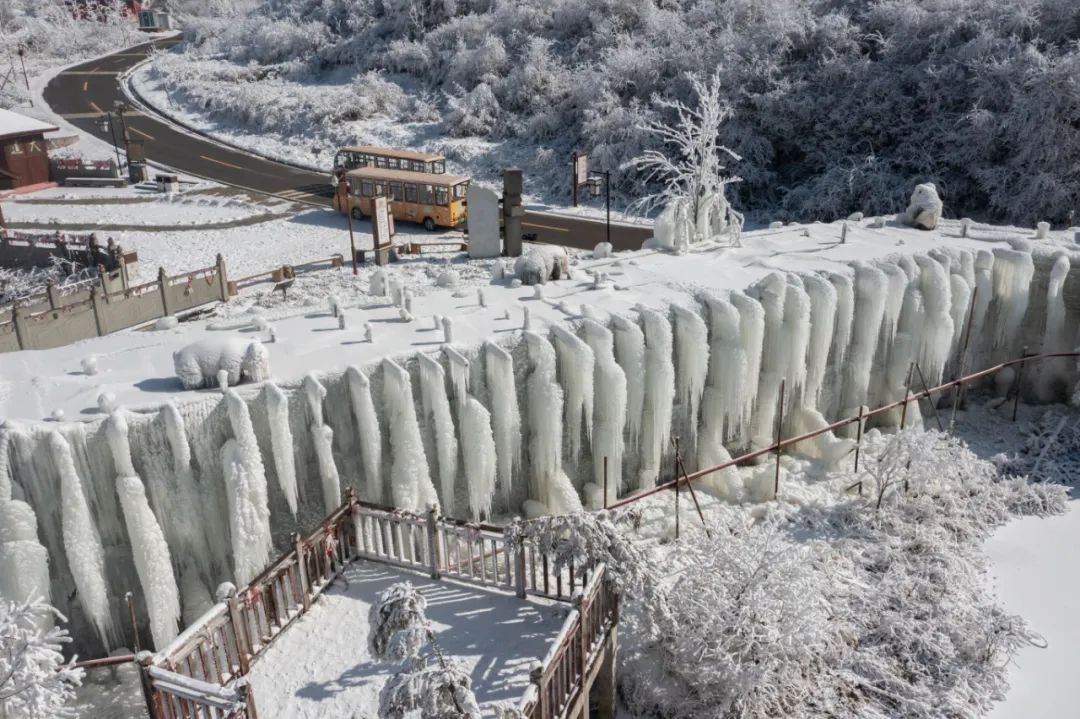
[{"x1": 245, "y1": 561, "x2": 566, "y2": 719}]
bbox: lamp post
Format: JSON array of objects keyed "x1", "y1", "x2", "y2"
[
  {"x1": 16, "y1": 47, "x2": 31, "y2": 103},
  {"x1": 113, "y1": 101, "x2": 131, "y2": 160},
  {"x1": 97, "y1": 113, "x2": 124, "y2": 174},
  {"x1": 587, "y1": 170, "x2": 611, "y2": 248},
  {"x1": 340, "y1": 178, "x2": 358, "y2": 274}
]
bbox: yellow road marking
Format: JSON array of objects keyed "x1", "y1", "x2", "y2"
[
  {"x1": 522, "y1": 222, "x2": 569, "y2": 233},
  {"x1": 82, "y1": 81, "x2": 88, "y2": 92},
  {"x1": 61, "y1": 71, "x2": 121, "y2": 75},
  {"x1": 129, "y1": 127, "x2": 155, "y2": 140},
  {"x1": 89, "y1": 101, "x2": 104, "y2": 114},
  {"x1": 200, "y1": 155, "x2": 244, "y2": 171}
]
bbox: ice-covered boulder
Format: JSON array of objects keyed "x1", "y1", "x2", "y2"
[
  {"x1": 514, "y1": 246, "x2": 570, "y2": 285},
  {"x1": 173, "y1": 337, "x2": 270, "y2": 390},
  {"x1": 593, "y1": 242, "x2": 613, "y2": 259},
  {"x1": 902, "y1": 183, "x2": 943, "y2": 230}
]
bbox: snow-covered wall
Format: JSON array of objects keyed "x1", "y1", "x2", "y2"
[{"x1": 2, "y1": 242, "x2": 1078, "y2": 655}]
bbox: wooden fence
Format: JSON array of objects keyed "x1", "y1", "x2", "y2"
[{"x1": 138, "y1": 491, "x2": 619, "y2": 719}]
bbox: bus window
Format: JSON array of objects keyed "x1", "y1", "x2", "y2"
[
  {"x1": 435, "y1": 186, "x2": 449, "y2": 206},
  {"x1": 404, "y1": 183, "x2": 418, "y2": 203},
  {"x1": 430, "y1": 160, "x2": 446, "y2": 174},
  {"x1": 334, "y1": 151, "x2": 347, "y2": 168},
  {"x1": 375, "y1": 156, "x2": 388, "y2": 169},
  {"x1": 420, "y1": 184, "x2": 434, "y2": 204},
  {"x1": 452, "y1": 182, "x2": 468, "y2": 200},
  {"x1": 388, "y1": 157, "x2": 400, "y2": 170},
  {"x1": 374, "y1": 182, "x2": 386, "y2": 197},
  {"x1": 351, "y1": 181, "x2": 362, "y2": 197},
  {"x1": 389, "y1": 182, "x2": 403, "y2": 201},
  {"x1": 412, "y1": 160, "x2": 426, "y2": 172},
  {"x1": 361, "y1": 180, "x2": 374, "y2": 197},
  {"x1": 362, "y1": 154, "x2": 374, "y2": 167}
]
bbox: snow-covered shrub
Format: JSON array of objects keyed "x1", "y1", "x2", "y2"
[
  {"x1": 368, "y1": 582, "x2": 429, "y2": 663},
  {"x1": 0, "y1": 596, "x2": 83, "y2": 718},
  {"x1": 902, "y1": 183, "x2": 944, "y2": 231},
  {"x1": 998, "y1": 409, "x2": 1080, "y2": 487},
  {"x1": 378, "y1": 658, "x2": 481, "y2": 719}
]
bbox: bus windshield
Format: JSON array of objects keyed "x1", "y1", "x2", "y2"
[{"x1": 453, "y1": 182, "x2": 468, "y2": 200}]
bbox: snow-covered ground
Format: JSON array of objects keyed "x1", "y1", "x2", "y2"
[
  {"x1": 2, "y1": 192, "x2": 284, "y2": 228},
  {"x1": 246, "y1": 561, "x2": 565, "y2": 718}
]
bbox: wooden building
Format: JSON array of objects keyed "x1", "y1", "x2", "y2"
[{"x1": 0, "y1": 109, "x2": 58, "y2": 191}]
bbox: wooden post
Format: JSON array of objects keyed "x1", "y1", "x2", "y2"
[
  {"x1": 293, "y1": 532, "x2": 310, "y2": 612},
  {"x1": 514, "y1": 526, "x2": 527, "y2": 599},
  {"x1": 426, "y1": 505, "x2": 441, "y2": 579},
  {"x1": 226, "y1": 594, "x2": 251, "y2": 676},
  {"x1": 1013, "y1": 346, "x2": 1029, "y2": 422},
  {"x1": 215, "y1": 253, "x2": 229, "y2": 303},
  {"x1": 125, "y1": 591, "x2": 141, "y2": 652},
  {"x1": 854, "y1": 405, "x2": 865, "y2": 494},
  {"x1": 596, "y1": 625, "x2": 618, "y2": 719},
  {"x1": 157, "y1": 266, "x2": 171, "y2": 317},
  {"x1": 899, "y1": 362, "x2": 915, "y2": 430},
  {"x1": 46, "y1": 283, "x2": 60, "y2": 311},
  {"x1": 949, "y1": 285, "x2": 978, "y2": 433},
  {"x1": 774, "y1": 378, "x2": 786, "y2": 500},
  {"x1": 529, "y1": 663, "x2": 544, "y2": 717}
]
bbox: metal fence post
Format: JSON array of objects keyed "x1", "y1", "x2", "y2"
[
  {"x1": 293, "y1": 532, "x2": 310, "y2": 612},
  {"x1": 774, "y1": 378, "x2": 786, "y2": 500},
  {"x1": 426, "y1": 505, "x2": 441, "y2": 579},
  {"x1": 137, "y1": 651, "x2": 162, "y2": 719},
  {"x1": 1013, "y1": 347, "x2": 1029, "y2": 422}
]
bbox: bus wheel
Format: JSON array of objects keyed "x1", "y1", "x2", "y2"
[
  {"x1": 423, "y1": 217, "x2": 436, "y2": 232},
  {"x1": 351, "y1": 207, "x2": 364, "y2": 221}
]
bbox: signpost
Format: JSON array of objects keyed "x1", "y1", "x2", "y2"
[
  {"x1": 571, "y1": 151, "x2": 589, "y2": 207},
  {"x1": 373, "y1": 196, "x2": 392, "y2": 266},
  {"x1": 339, "y1": 179, "x2": 358, "y2": 274}
]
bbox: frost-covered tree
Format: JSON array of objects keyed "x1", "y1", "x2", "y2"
[
  {"x1": 368, "y1": 582, "x2": 481, "y2": 718},
  {"x1": 0, "y1": 597, "x2": 83, "y2": 719}
]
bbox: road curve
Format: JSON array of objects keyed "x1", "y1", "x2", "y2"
[{"x1": 44, "y1": 39, "x2": 653, "y2": 252}]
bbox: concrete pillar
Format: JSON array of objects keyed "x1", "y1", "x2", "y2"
[
  {"x1": 503, "y1": 168, "x2": 524, "y2": 257},
  {"x1": 157, "y1": 267, "x2": 171, "y2": 317},
  {"x1": 90, "y1": 286, "x2": 106, "y2": 337},
  {"x1": 215, "y1": 253, "x2": 229, "y2": 302},
  {"x1": 46, "y1": 284, "x2": 61, "y2": 310}
]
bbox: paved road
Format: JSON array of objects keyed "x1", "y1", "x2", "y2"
[{"x1": 44, "y1": 40, "x2": 653, "y2": 252}]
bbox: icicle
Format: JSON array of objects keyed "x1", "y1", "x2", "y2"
[
  {"x1": 780, "y1": 280, "x2": 811, "y2": 401},
  {"x1": 346, "y1": 366, "x2": 383, "y2": 504},
  {"x1": 459, "y1": 397, "x2": 497, "y2": 520},
  {"x1": 948, "y1": 274, "x2": 973, "y2": 361},
  {"x1": 971, "y1": 251, "x2": 994, "y2": 351},
  {"x1": 418, "y1": 354, "x2": 458, "y2": 515},
  {"x1": 263, "y1": 384, "x2": 298, "y2": 516},
  {"x1": 522, "y1": 305, "x2": 532, "y2": 331},
  {"x1": 694, "y1": 416, "x2": 742, "y2": 502},
  {"x1": 303, "y1": 374, "x2": 340, "y2": 513},
  {"x1": 912, "y1": 255, "x2": 954, "y2": 385},
  {"x1": 107, "y1": 413, "x2": 180, "y2": 650},
  {"x1": 52, "y1": 431, "x2": 114, "y2": 647},
  {"x1": 880, "y1": 264, "x2": 909, "y2": 350},
  {"x1": 523, "y1": 332, "x2": 582, "y2": 515},
  {"x1": 750, "y1": 273, "x2": 786, "y2": 448},
  {"x1": 702, "y1": 295, "x2": 746, "y2": 442},
  {"x1": 729, "y1": 291, "x2": 764, "y2": 441},
  {"x1": 551, "y1": 324, "x2": 595, "y2": 462},
  {"x1": 221, "y1": 390, "x2": 274, "y2": 584},
  {"x1": 990, "y1": 248, "x2": 1035, "y2": 353},
  {"x1": 483, "y1": 342, "x2": 521, "y2": 504},
  {"x1": 788, "y1": 407, "x2": 855, "y2": 471},
  {"x1": 638, "y1": 307, "x2": 675, "y2": 488},
  {"x1": 1037, "y1": 254, "x2": 1072, "y2": 400},
  {"x1": 611, "y1": 314, "x2": 646, "y2": 451},
  {"x1": 801, "y1": 275, "x2": 836, "y2": 409},
  {"x1": 444, "y1": 346, "x2": 471, "y2": 413},
  {"x1": 0, "y1": 500, "x2": 52, "y2": 628},
  {"x1": 382, "y1": 359, "x2": 439, "y2": 513},
  {"x1": 0, "y1": 431, "x2": 11, "y2": 501},
  {"x1": 841, "y1": 264, "x2": 888, "y2": 412},
  {"x1": 671, "y1": 304, "x2": 709, "y2": 448},
  {"x1": 828, "y1": 273, "x2": 855, "y2": 373},
  {"x1": 581, "y1": 320, "x2": 627, "y2": 505}
]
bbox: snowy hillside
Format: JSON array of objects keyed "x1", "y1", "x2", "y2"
[{"x1": 139, "y1": 0, "x2": 1080, "y2": 224}]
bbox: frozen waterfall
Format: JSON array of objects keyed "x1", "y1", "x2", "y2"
[
  {"x1": 484, "y1": 342, "x2": 521, "y2": 505},
  {"x1": 382, "y1": 359, "x2": 440, "y2": 513},
  {"x1": 581, "y1": 319, "x2": 627, "y2": 505},
  {"x1": 345, "y1": 366, "x2": 383, "y2": 504},
  {"x1": 552, "y1": 324, "x2": 595, "y2": 464},
  {"x1": 264, "y1": 383, "x2": 299, "y2": 516},
  {"x1": 638, "y1": 307, "x2": 675, "y2": 488},
  {"x1": 418, "y1": 353, "x2": 459, "y2": 515}
]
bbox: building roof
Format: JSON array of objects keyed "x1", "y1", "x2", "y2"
[
  {"x1": 344, "y1": 166, "x2": 469, "y2": 185},
  {"x1": 0, "y1": 109, "x2": 59, "y2": 143},
  {"x1": 338, "y1": 145, "x2": 445, "y2": 162}
]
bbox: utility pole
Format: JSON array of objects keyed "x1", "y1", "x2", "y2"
[
  {"x1": 16, "y1": 47, "x2": 31, "y2": 106},
  {"x1": 502, "y1": 168, "x2": 524, "y2": 257},
  {"x1": 340, "y1": 178, "x2": 358, "y2": 274}
]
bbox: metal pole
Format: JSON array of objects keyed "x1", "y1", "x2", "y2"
[
  {"x1": 125, "y1": 591, "x2": 141, "y2": 652},
  {"x1": 673, "y1": 437, "x2": 710, "y2": 538},
  {"x1": 854, "y1": 405, "x2": 864, "y2": 492},
  {"x1": 774, "y1": 378, "x2": 786, "y2": 499},
  {"x1": 571, "y1": 151, "x2": 579, "y2": 207},
  {"x1": 949, "y1": 285, "x2": 978, "y2": 432},
  {"x1": 343, "y1": 180, "x2": 357, "y2": 275},
  {"x1": 674, "y1": 463, "x2": 680, "y2": 540},
  {"x1": 914, "y1": 363, "x2": 944, "y2": 432},
  {"x1": 17, "y1": 47, "x2": 31, "y2": 104},
  {"x1": 115, "y1": 105, "x2": 130, "y2": 163},
  {"x1": 1013, "y1": 346, "x2": 1029, "y2": 422},
  {"x1": 106, "y1": 113, "x2": 123, "y2": 173},
  {"x1": 900, "y1": 362, "x2": 915, "y2": 429},
  {"x1": 604, "y1": 170, "x2": 611, "y2": 249},
  {"x1": 602, "y1": 455, "x2": 608, "y2": 510}
]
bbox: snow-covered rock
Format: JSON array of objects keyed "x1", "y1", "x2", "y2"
[
  {"x1": 902, "y1": 183, "x2": 943, "y2": 231},
  {"x1": 593, "y1": 242, "x2": 613, "y2": 259}
]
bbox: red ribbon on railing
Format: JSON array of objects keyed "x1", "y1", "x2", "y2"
[
  {"x1": 245, "y1": 585, "x2": 261, "y2": 610},
  {"x1": 323, "y1": 532, "x2": 338, "y2": 559}
]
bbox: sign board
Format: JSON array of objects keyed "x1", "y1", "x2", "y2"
[
  {"x1": 575, "y1": 152, "x2": 589, "y2": 186},
  {"x1": 373, "y1": 196, "x2": 391, "y2": 248},
  {"x1": 467, "y1": 185, "x2": 501, "y2": 258}
]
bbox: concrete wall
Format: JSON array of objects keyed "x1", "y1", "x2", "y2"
[{"x1": 2, "y1": 255, "x2": 229, "y2": 353}]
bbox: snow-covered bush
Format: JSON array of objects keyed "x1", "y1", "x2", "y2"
[
  {"x1": 0, "y1": 596, "x2": 83, "y2": 719},
  {"x1": 378, "y1": 659, "x2": 481, "y2": 719},
  {"x1": 368, "y1": 582, "x2": 429, "y2": 663}
]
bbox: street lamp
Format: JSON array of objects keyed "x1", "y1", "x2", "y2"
[
  {"x1": 587, "y1": 171, "x2": 611, "y2": 248},
  {"x1": 97, "y1": 113, "x2": 124, "y2": 173}
]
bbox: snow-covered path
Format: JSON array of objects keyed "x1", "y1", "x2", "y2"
[
  {"x1": 246, "y1": 561, "x2": 567, "y2": 718},
  {"x1": 986, "y1": 498, "x2": 1080, "y2": 718}
]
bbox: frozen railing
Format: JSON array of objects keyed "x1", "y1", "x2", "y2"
[{"x1": 138, "y1": 490, "x2": 619, "y2": 719}]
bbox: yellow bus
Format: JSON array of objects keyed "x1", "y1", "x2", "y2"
[
  {"x1": 333, "y1": 166, "x2": 469, "y2": 231},
  {"x1": 331, "y1": 146, "x2": 447, "y2": 185}
]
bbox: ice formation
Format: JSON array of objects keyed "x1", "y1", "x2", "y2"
[
  {"x1": 52, "y1": 431, "x2": 114, "y2": 647},
  {"x1": 483, "y1": 342, "x2": 521, "y2": 503},
  {"x1": 263, "y1": 384, "x2": 299, "y2": 516},
  {"x1": 160, "y1": 402, "x2": 216, "y2": 580},
  {"x1": 730, "y1": 291, "x2": 765, "y2": 442},
  {"x1": 780, "y1": 282, "x2": 811, "y2": 401},
  {"x1": 750, "y1": 274, "x2": 787, "y2": 448},
  {"x1": 1036, "y1": 254, "x2": 1072, "y2": 399},
  {"x1": 418, "y1": 354, "x2": 459, "y2": 515},
  {"x1": 0, "y1": 500, "x2": 52, "y2": 626},
  {"x1": 611, "y1": 314, "x2": 646, "y2": 451},
  {"x1": 345, "y1": 366, "x2": 383, "y2": 503},
  {"x1": 382, "y1": 359, "x2": 440, "y2": 513},
  {"x1": 902, "y1": 183, "x2": 943, "y2": 230},
  {"x1": 173, "y1": 337, "x2": 270, "y2": 390},
  {"x1": 672, "y1": 304, "x2": 709, "y2": 448},
  {"x1": 459, "y1": 397, "x2": 497, "y2": 520},
  {"x1": 523, "y1": 332, "x2": 582, "y2": 515},
  {"x1": 694, "y1": 419, "x2": 743, "y2": 501},
  {"x1": 879, "y1": 264, "x2": 909, "y2": 350},
  {"x1": 638, "y1": 307, "x2": 676, "y2": 487},
  {"x1": 303, "y1": 374, "x2": 341, "y2": 513},
  {"x1": 842, "y1": 265, "x2": 888, "y2": 412},
  {"x1": 702, "y1": 295, "x2": 747, "y2": 444},
  {"x1": 444, "y1": 347, "x2": 470, "y2": 412},
  {"x1": 222, "y1": 390, "x2": 274, "y2": 585},
  {"x1": 802, "y1": 275, "x2": 837, "y2": 407},
  {"x1": 913, "y1": 255, "x2": 955, "y2": 384},
  {"x1": 990, "y1": 248, "x2": 1035, "y2": 354},
  {"x1": 552, "y1": 324, "x2": 595, "y2": 463},
  {"x1": 581, "y1": 320, "x2": 628, "y2": 505},
  {"x1": 107, "y1": 413, "x2": 181, "y2": 650}
]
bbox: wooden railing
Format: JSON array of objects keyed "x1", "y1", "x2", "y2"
[{"x1": 139, "y1": 491, "x2": 620, "y2": 719}]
